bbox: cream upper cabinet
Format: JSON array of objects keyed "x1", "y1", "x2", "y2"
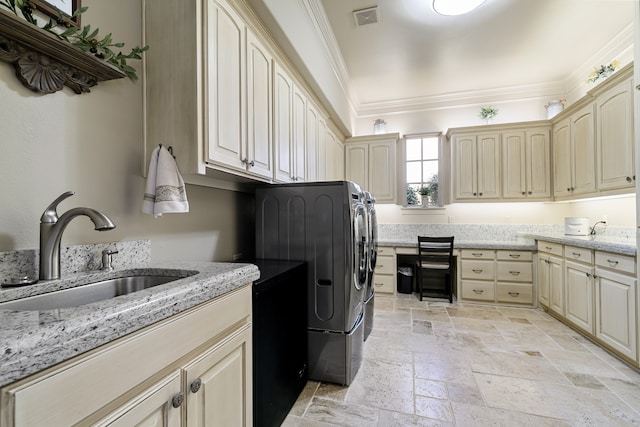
[
  {"x1": 306, "y1": 100, "x2": 320, "y2": 181},
  {"x1": 273, "y1": 61, "x2": 294, "y2": 183},
  {"x1": 552, "y1": 118, "x2": 572, "y2": 197},
  {"x1": 245, "y1": 30, "x2": 273, "y2": 179},
  {"x1": 502, "y1": 128, "x2": 550, "y2": 199},
  {"x1": 552, "y1": 104, "x2": 597, "y2": 198},
  {"x1": 595, "y1": 77, "x2": 635, "y2": 191},
  {"x1": 205, "y1": 0, "x2": 246, "y2": 173},
  {"x1": 345, "y1": 133, "x2": 398, "y2": 203},
  {"x1": 453, "y1": 132, "x2": 500, "y2": 200},
  {"x1": 292, "y1": 83, "x2": 307, "y2": 182},
  {"x1": 325, "y1": 129, "x2": 345, "y2": 180}
]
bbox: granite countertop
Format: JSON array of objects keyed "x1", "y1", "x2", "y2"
[
  {"x1": 379, "y1": 239, "x2": 538, "y2": 251},
  {"x1": 520, "y1": 232, "x2": 637, "y2": 256},
  {"x1": 0, "y1": 262, "x2": 259, "y2": 388}
]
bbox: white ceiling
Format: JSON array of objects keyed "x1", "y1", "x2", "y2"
[{"x1": 320, "y1": 0, "x2": 634, "y2": 114}]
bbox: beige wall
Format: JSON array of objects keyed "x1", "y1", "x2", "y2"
[{"x1": 0, "y1": 0, "x2": 255, "y2": 262}]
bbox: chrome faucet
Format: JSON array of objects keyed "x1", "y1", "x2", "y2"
[
  {"x1": 589, "y1": 220, "x2": 607, "y2": 236},
  {"x1": 39, "y1": 191, "x2": 116, "y2": 281}
]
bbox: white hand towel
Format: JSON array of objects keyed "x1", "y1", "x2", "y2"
[{"x1": 142, "y1": 145, "x2": 189, "y2": 217}]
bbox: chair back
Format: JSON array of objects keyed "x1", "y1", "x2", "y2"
[{"x1": 417, "y1": 236, "x2": 454, "y2": 270}]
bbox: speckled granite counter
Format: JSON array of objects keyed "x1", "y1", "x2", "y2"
[
  {"x1": 520, "y1": 232, "x2": 637, "y2": 256},
  {"x1": 378, "y1": 224, "x2": 636, "y2": 255},
  {"x1": 0, "y1": 261, "x2": 259, "y2": 388}
]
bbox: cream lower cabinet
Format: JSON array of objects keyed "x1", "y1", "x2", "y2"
[
  {"x1": 595, "y1": 251, "x2": 637, "y2": 361},
  {"x1": 564, "y1": 246, "x2": 595, "y2": 334},
  {"x1": 373, "y1": 246, "x2": 396, "y2": 294},
  {"x1": 1, "y1": 286, "x2": 252, "y2": 427},
  {"x1": 460, "y1": 249, "x2": 534, "y2": 306},
  {"x1": 537, "y1": 241, "x2": 564, "y2": 315}
]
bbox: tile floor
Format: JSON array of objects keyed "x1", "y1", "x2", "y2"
[{"x1": 282, "y1": 293, "x2": 640, "y2": 426}]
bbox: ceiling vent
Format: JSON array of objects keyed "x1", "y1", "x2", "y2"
[{"x1": 353, "y1": 6, "x2": 379, "y2": 27}]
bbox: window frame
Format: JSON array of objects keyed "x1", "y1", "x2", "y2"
[{"x1": 401, "y1": 132, "x2": 447, "y2": 208}]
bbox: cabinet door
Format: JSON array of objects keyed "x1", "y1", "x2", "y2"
[
  {"x1": 95, "y1": 372, "x2": 182, "y2": 427},
  {"x1": 502, "y1": 131, "x2": 526, "y2": 199},
  {"x1": 186, "y1": 325, "x2": 252, "y2": 427},
  {"x1": 306, "y1": 101, "x2": 320, "y2": 182},
  {"x1": 369, "y1": 141, "x2": 396, "y2": 203},
  {"x1": 326, "y1": 130, "x2": 344, "y2": 180},
  {"x1": 477, "y1": 133, "x2": 501, "y2": 198},
  {"x1": 246, "y1": 30, "x2": 272, "y2": 179},
  {"x1": 537, "y1": 256, "x2": 550, "y2": 307},
  {"x1": 454, "y1": 135, "x2": 477, "y2": 199},
  {"x1": 526, "y1": 128, "x2": 551, "y2": 198},
  {"x1": 548, "y1": 255, "x2": 564, "y2": 315},
  {"x1": 553, "y1": 119, "x2": 572, "y2": 197},
  {"x1": 595, "y1": 270, "x2": 637, "y2": 360},
  {"x1": 571, "y1": 104, "x2": 596, "y2": 195},
  {"x1": 316, "y1": 117, "x2": 327, "y2": 181},
  {"x1": 206, "y1": 0, "x2": 245, "y2": 170},
  {"x1": 564, "y1": 260, "x2": 594, "y2": 334},
  {"x1": 292, "y1": 84, "x2": 307, "y2": 181},
  {"x1": 596, "y1": 78, "x2": 634, "y2": 190},
  {"x1": 273, "y1": 62, "x2": 293, "y2": 182},
  {"x1": 345, "y1": 143, "x2": 368, "y2": 190}
]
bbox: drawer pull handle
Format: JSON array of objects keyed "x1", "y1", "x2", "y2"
[
  {"x1": 172, "y1": 392, "x2": 185, "y2": 408},
  {"x1": 472, "y1": 269, "x2": 483, "y2": 273},
  {"x1": 472, "y1": 253, "x2": 483, "y2": 257},
  {"x1": 190, "y1": 378, "x2": 202, "y2": 393},
  {"x1": 509, "y1": 254, "x2": 521, "y2": 258},
  {"x1": 606, "y1": 260, "x2": 619, "y2": 266},
  {"x1": 375, "y1": 282, "x2": 383, "y2": 287},
  {"x1": 473, "y1": 289, "x2": 483, "y2": 294},
  {"x1": 508, "y1": 292, "x2": 520, "y2": 297},
  {"x1": 509, "y1": 271, "x2": 520, "y2": 275},
  {"x1": 377, "y1": 264, "x2": 384, "y2": 268},
  {"x1": 545, "y1": 246, "x2": 552, "y2": 251},
  {"x1": 572, "y1": 252, "x2": 581, "y2": 257}
]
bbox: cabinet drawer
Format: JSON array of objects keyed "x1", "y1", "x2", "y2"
[
  {"x1": 595, "y1": 251, "x2": 636, "y2": 275},
  {"x1": 461, "y1": 281, "x2": 495, "y2": 301},
  {"x1": 565, "y1": 245, "x2": 593, "y2": 264},
  {"x1": 375, "y1": 255, "x2": 395, "y2": 275},
  {"x1": 377, "y1": 246, "x2": 394, "y2": 256},
  {"x1": 496, "y1": 261, "x2": 533, "y2": 282},
  {"x1": 461, "y1": 260, "x2": 495, "y2": 280},
  {"x1": 537, "y1": 241, "x2": 563, "y2": 256},
  {"x1": 496, "y1": 250, "x2": 532, "y2": 261},
  {"x1": 395, "y1": 247, "x2": 418, "y2": 255},
  {"x1": 372, "y1": 274, "x2": 395, "y2": 294},
  {"x1": 496, "y1": 283, "x2": 534, "y2": 304},
  {"x1": 460, "y1": 249, "x2": 495, "y2": 260}
]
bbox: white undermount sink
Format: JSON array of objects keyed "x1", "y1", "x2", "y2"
[{"x1": 0, "y1": 272, "x2": 197, "y2": 311}]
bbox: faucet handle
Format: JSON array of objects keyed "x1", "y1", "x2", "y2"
[{"x1": 40, "y1": 191, "x2": 75, "y2": 223}]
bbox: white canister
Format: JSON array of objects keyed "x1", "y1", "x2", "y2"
[
  {"x1": 545, "y1": 99, "x2": 565, "y2": 119},
  {"x1": 564, "y1": 217, "x2": 589, "y2": 236}
]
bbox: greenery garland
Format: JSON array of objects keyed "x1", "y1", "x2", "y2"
[{"x1": 0, "y1": 0, "x2": 148, "y2": 80}]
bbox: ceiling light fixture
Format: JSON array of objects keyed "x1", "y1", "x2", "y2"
[{"x1": 432, "y1": 0, "x2": 486, "y2": 16}]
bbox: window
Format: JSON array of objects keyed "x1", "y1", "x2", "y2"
[{"x1": 405, "y1": 134, "x2": 440, "y2": 206}]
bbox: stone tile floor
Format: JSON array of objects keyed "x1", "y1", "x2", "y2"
[{"x1": 282, "y1": 293, "x2": 640, "y2": 426}]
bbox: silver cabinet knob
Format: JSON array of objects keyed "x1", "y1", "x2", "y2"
[
  {"x1": 172, "y1": 392, "x2": 184, "y2": 408},
  {"x1": 190, "y1": 378, "x2": 202, "y2": 393}
]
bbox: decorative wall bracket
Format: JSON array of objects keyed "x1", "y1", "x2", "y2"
[{"x1": 0, "y1": 8, "x2": 125, "y2": 94}]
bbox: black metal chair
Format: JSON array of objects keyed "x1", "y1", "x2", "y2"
[{"x1": 415, "y1": 236, "x2": 455, "y2": 302}]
